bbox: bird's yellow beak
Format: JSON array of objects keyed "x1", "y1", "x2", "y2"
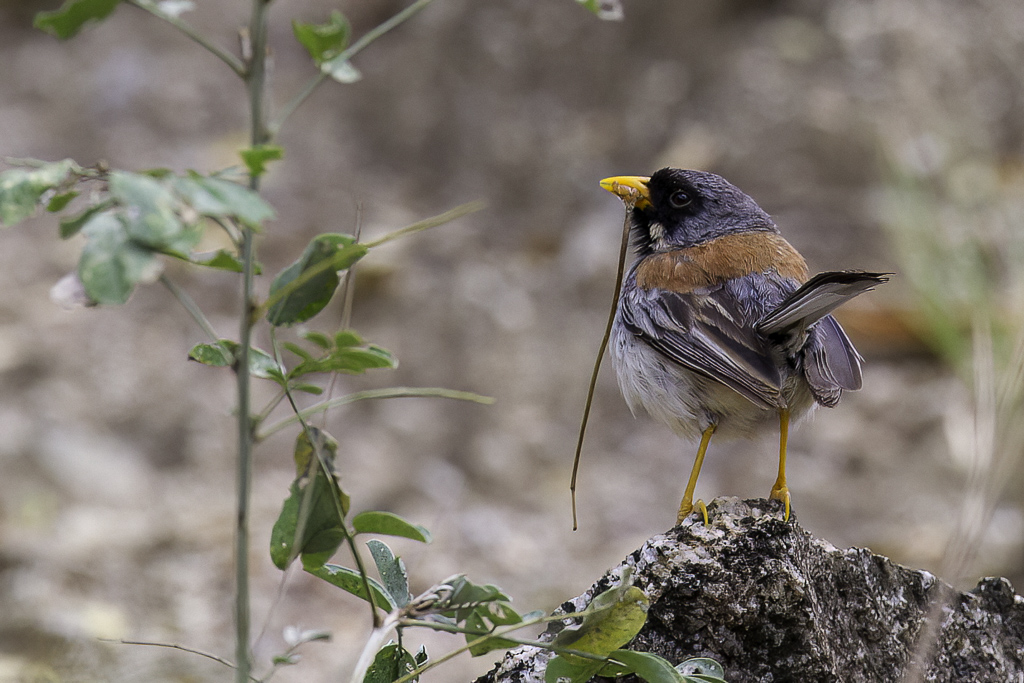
[{"x1": 600, "y1": 175, "x2": 651, "y2": 209}]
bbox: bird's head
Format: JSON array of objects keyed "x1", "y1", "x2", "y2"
[{"x1": 600, "y1": 168, "x2": 778, "y2": 255}]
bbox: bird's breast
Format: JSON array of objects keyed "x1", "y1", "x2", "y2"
[{"x1": 634, "y1": 232, "x2": 809, "y2": 294}]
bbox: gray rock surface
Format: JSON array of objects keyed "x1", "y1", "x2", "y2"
[{"x1": 478, "y1": 498, "x2": 1024, "y2": 683}]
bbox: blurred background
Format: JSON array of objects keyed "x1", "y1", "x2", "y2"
[{"x1": 1, "y1": 0, "x2": 1024, "y2": 680}]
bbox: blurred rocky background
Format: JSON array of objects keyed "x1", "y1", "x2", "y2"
[{"x1": 1, "y1": 0, "x2": 1023, "y2": 681}]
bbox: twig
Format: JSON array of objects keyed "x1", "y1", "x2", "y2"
[
  {"x1": 126, "y1": 0, "x2": 246, "y2": 78},
  {"x1": 570, "y1": 205, "x2": 633, "y2": 530},
  {"x1": 268, "y1": 329, "x2": 382, "y2": 629},
  {"x1": 361, "y1": 200, "x2": 486, "y2": 249},
  {"x1": 349, "y1": 613, "x2": 402, "y2": 683},
  {"x1": 390, "y1": 612, "x2": 608, "y2": 683},
  {"x1": 160, "y1": 274, "x2": 219, "y2": 342},
  {"x1": 101, "y1": 638, "x2": 257, "y2": 680},
  {"x1": 271, "y1": 0, "x2": 435, "y2": 133},
  {"x1": 256, "y1": 387, "x2": 494, "y2": 441},
  {"x1": 254, "y1": 201, "x2": 481, "y2": 323}
]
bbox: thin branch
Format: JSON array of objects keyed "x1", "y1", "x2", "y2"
[
  {"x1": 361, "y1": 200, "x2": 486, "y2": 249},
  {"x1": 390, "y1": 613, "x2": 609, "y2": 683},
  {"x1": 253, "y1": 251, "x2": 360, "y2": 323},
  {"x1": 231, "y1": 2, "x2": 270, "y2": 680},
  {"x1": 268, "y1": 329, "x2": 382, "y2": 629},
  {"x1": 254, "y1": 201, "x2": 482, "y2": 323},
  {"x1": 570, "y1": 205, "x2": 633, "y2": 530},
  {"x1": 126, "y1": 1, "x2": 246, "y2": 78},
  {"x1": 101, "y1": 639, "x2": 257, "y2": 681},
  {"x1": 320, "y1": 212, "x2": 363, "y2": 430},
  {"x1": 271, "y1": 0, "x2": 435, "y2": 133},
  {"x1": 349, "y1": 613, "x2": 402, "y2": 683},
  {"x1": 210, "y1": 215, "x2": 244, "y2": 246},
  {"x1": 271, "y1": 72, "x2": 325, "y2": 137},
  {"x1": 160, "y1": 274, "x2": 219, "y2": 342},
  {"x1": 256, "y1": 387, "x2": 494, "y2": 441},
  {"x1": 255, "y1": 388, "x2": 287, "y2": 425}
]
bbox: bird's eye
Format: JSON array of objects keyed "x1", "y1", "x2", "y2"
[{"x1": 668, "y1": 190, "x2": 692, "y2": 209}]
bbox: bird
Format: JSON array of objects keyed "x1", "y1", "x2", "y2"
[{"x1": 600, "y1": 168, "x2": 888, "y2": 524}]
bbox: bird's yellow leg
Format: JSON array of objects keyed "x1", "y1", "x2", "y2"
[
  {"x1": 677, "y1": 424, "x2": 715, "y2": 525},
  {"x1": 769, "y1": 408, "x2": 792, "y2": 521}
]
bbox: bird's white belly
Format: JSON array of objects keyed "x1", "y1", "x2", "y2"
[{"x1": 610, "y1": 323, "x2": 814, "y2": 441}]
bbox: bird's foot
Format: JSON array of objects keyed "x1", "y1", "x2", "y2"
[
  {"x1": 769, "y1": 484, "x2": 791, "y2": 522},
  {"x1": 677, "y1": 497, "x2": 709, "y2": 526}
]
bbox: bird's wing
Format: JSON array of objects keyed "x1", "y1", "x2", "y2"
[
  {"x1": 754, "y1": 270, "x2": 887, "y2": 405},
  {"x1": 620, "y1": 280, "x2": 785, "y2": 410},
  {"x1": 756, "y1": 271, "x2": 889, "y2": 341}
]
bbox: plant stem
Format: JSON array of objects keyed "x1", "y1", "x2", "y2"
[
  {"x1": 104, "y1": 639, "x2": 257, "y2": 680},
  {"x1": 234, "y1": 233, "x2": 255, "y2": 683},
  {"x1": 270, "y1": 0, "x2": 435, "y2": 134},
  {"x1": 235, "y1": 3, "x2": 271, "y2": 682},
  {"x1": 160, "y1": 274, "x2": 219, "y2": 342},
  {"x1": 361, "y1": 200, "x2": 486, "y2": 249},
  {"x1": 256, "y1": 387, "x2": 494, "y2": 441},
  {"x1": 570, "y1": 206, "x2": 633, "y2": 530},
  {"x1": 268, "y1": 332, "x2": 382, "y2": 629},
  {"x1": 349, "y1": 613, "x2": 401, "y2": 683},
  {"x1": 126, "y1": 0, "x2": 246, "y2": 78},
  {"x1": 389, "y1": 614, "x2": 607, "y2": 683}
]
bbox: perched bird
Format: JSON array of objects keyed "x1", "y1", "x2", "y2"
[{"x1": 600, "y1": 168, "x2": 888, "y2": 523}]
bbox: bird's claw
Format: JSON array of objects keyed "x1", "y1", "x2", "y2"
[
  {"x1": 769, "y1": 485, "x2": 791, "y2": 522},
  {"x1": 677, "y1": 498, "x2": 709, "y2": 526}
]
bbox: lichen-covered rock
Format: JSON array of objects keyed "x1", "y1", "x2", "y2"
[{"x1": 477, "y1": 498, "x2": 1024, "y2": 683}]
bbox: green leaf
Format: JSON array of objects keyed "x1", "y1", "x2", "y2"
[
  {"x1": 301, "y1": 330, "x2": 333, "y2": 350},
  {"x1": 463, "y1": 611, "x2": 518, "y2": 657},
  {"x1": 676, "y1": 658, "x2": 726, "y2": 682},
  {"x1": 334, "y1": 330, "x2": 363, "y2": 347},
  {"x1": 47, "y1": 191, "x2": 79, "y2": 212},
  {"x1": 363, "y1": 642, "x2": 420, "y2": 683},
  {"x1": 353, "y1": 511, "x2": 431, "y2": 543},
  {"x1": 78, "y1": 212, "x2": 161, "y2": 304},
  {"x1": 109, "y1": 171, "x2": 198, "y2": 254},
  {"x1": 552, "y1": 574, "x2": 649, "y2": 665},
  {"x1": 270, "y1": 427, "x2": 350, "y2": 569},
  {"x1": 459, "y1": 601, "x2": 523, "y2": 657},
  {"x1": 293, "y1": 11, "x2": 350, "y2": 64},
  {"x1": 188, "y1": 342, "x2": 234, "y2": 367},
  {"x1": 292, "y1": 383, "x2": 325, "y2": 395},
  {"x1": 240, "y1": 145, "x2": 284, "y2": 177},
  {"x1": 366, "y1": 539, "x2": 410, "y2": 608},
  {"x1": 290, "y1": 345, "x2": 397, "y2": 378},
  {"x1": 188, "y1": 340, "x2": 282, "y2": 379},
  {"x1": 544, "y1": 655, "x2": 604, "y2": 683},
  {"x1": 486, "y1": 601, "x2": 523, "y2": 627},
  {"x1": 609, "y1": 650, "x2": 685, "y2": 683},
  {"x1": 283, "y1": 342, "x2": 316, "y2": 363},
  {"x1": 59, "y1": 200, "x2": 114, "y2": 239},
  {"x1": 172, "y1": 173, "x2": 274, "y2": 227},
  {"x1": 0, "y1": 159, "x2": 75, "y2": 226},
  {"x1": 306, "y1": 563, "x2": 395, "y2": 610},
  {"x1": 187, "y1": 248, "x2": 259, "y2": 273},
  {"x1": 34, "y1": 0, "x2": 121, "y2": 39},
  {"x1": 285, "y1": 329, "x2": 396, "y2": 380},
  {"x1": 265, "y1": 234, "x2": 367, "y2": 326},
  {"x1": 443, "y1": 576, "x2": 511, "y2": 616}
]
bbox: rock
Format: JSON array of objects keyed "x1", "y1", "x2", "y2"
[{"x1": 476, "y1": 498, "x2": 1024, "y2": 683}]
